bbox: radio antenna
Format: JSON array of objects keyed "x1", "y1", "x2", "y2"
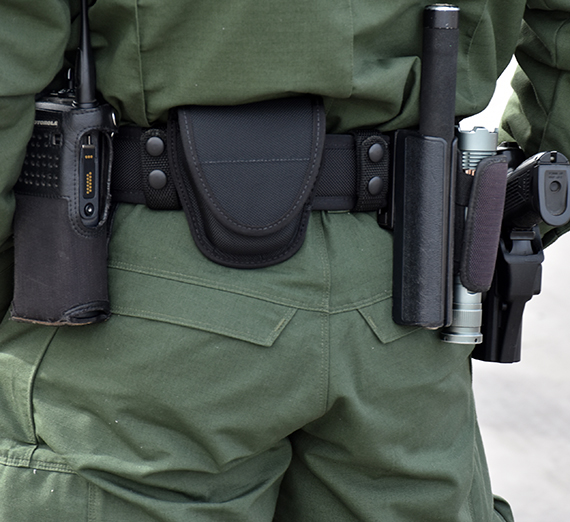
[{"x1": 76, "y1": 0, "x2": 97, "y2": 107}]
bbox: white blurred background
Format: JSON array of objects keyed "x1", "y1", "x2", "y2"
[{"x1": 463, "y1": 59, "x2": 570, "y2": 522}]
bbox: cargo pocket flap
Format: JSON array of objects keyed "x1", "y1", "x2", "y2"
[
  {"x1": 358, "y1": 297, "x2": 420, "y2": 344},
  {"x1": 109, "y1": 267, "x2": 297, "y2": 347}
]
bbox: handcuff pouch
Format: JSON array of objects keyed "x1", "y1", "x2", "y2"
[{"x1": 171, "y1": 96, "x2": 326, "y2": 268}]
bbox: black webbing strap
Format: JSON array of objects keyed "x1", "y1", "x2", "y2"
[{"x1": 111, "y1": 125, "x2": 390, "y2": 212}]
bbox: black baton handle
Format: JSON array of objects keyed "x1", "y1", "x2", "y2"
[{"x1": 419, "y1": 5, "x2": 460, "y2": 143}]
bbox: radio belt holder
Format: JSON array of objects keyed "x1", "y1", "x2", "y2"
[{"x1": 11, "y1": 0, "x2": 117, "y2": 325}]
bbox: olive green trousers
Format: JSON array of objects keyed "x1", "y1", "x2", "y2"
[{"x1": 0, "y1": 206, "x2": 514, "y2": 521}]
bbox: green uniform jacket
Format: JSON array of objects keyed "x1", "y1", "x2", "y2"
[{"x1": 1, "y1": 0, "x2": 570, "y2": 312}]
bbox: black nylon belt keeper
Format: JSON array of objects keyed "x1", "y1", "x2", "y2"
[
  {"x1": 111, "y1": 125, "x2": 390, "y2": 213},
  {"x1": 350, "y1": 131, "x2": 391, "y2": 212},
  {"x1": 141, "y1": 127, "x2": 179, "y2": 210}
]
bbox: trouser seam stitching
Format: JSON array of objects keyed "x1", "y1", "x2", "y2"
[
  {"x1": 88, "y1": 481, "x2": 100, "y2": 522},
  {"x1": 317, "y1": 212, "x2": 331, "y2": 415},
  {"x1": 0, "y1": 453, "x2": 74, "y2": 474},
  {"x1": 319, "y1": 312, "x2": 331, "y2": 416},
  {"x1": 25, "y1": 327, "x2": 60, "y2": 446}
]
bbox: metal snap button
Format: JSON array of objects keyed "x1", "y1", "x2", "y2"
[
  {"x1": 148, "y1": 169, "x2": 167, "y2": 189},
  {"x1": 368, "y1": 143, "x2": 384, "y2": 163},
  {"x1": 368, "y1": 176, "x2": 383, "y2": 196},
  {"x1": 146, "y1": 136, "x2": 165, "y2": 156}
]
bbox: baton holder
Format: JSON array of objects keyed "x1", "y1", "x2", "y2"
[{"x1": 390, "y1": 129, "x2": 456, "y2": 328}]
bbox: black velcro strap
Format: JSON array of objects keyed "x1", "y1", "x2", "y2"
[{"x1": 111, "y1": 125, "x2": 390, "y2": 213}]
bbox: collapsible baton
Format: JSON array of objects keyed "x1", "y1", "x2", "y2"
[
  {"x1": 386, "y1": 4, "x2": 460, "y2": 328},
  {"x1": 11, "y1": 0, "x2": 117, "y2": 325}
]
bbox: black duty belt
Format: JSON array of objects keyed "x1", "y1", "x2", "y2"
[
  {"x1": 110, "y1": 97, "x2": 392, "y2": 269},
  {"x1": 111, "y1": 125, "x2": 391, "y2": 213}
]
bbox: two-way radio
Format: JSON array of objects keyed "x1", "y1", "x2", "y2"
[{"x1": 11, "y1": 0, "x2": 117, "y2": 325}]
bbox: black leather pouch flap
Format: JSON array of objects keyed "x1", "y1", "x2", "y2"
[
  {"x1": 171, "y1": 96, "x2": 326, "y2": 268},
  {"x1": 460, "y1": 155, "x2": 508, "y2": 293}
]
